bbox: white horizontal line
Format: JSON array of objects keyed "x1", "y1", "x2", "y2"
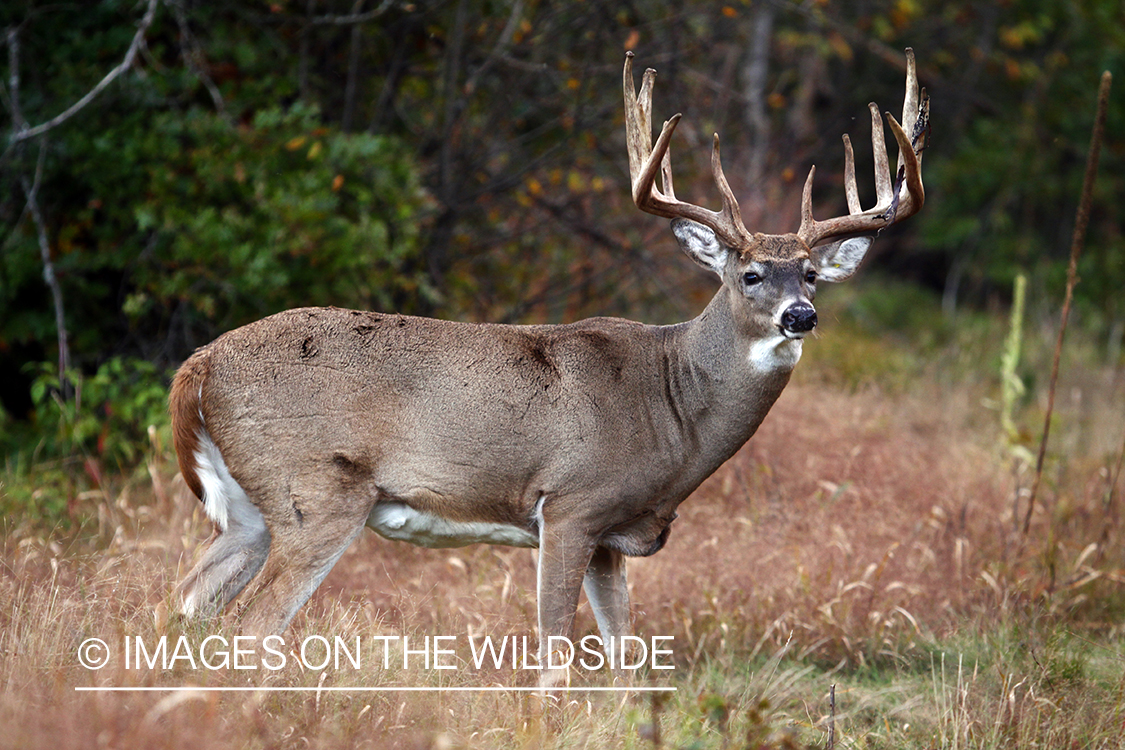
[{"x1": 75, "y1": 685, "x2": 676, "y2": 693}]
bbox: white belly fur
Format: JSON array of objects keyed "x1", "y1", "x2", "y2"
[{"x1": 366, "y1": 502, "x2": 538, "y2": 549}]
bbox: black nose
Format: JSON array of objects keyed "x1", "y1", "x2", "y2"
[{"x1": 781, "y1": 305, "x2": 817, "y2": 333}]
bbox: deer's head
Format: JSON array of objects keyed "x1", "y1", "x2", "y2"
[{"x1": 624, "y1": 50, "x2": 928, "y2": 359}]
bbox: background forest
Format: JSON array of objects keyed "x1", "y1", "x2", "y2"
[
  {"x1": 2, "y1": 0, "x2": 1122, "y2": 477},
  {"x1": 2, "y1": 2, "x2": 1125, "y2": 748}
]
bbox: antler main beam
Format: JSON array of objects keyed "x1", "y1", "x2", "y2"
[
  {"x1": 797, "y1": 48, "x2": 929, "y2": 248},
  {"x1": 623, "y1": 52, "x2": 754, "y2": 249}
]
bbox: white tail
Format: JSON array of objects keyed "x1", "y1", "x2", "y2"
[{"x1": 170, "y1": 49, "x2": 928, "y2": 686}]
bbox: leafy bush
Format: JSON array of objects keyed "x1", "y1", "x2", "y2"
[
  {"x1": 1, "y1": 97, "x2": 432, "y2": 404},
  {"x1": 27, "y1": 358, "x2": 170, "y2": 468},
  {"x1": 129, "y1": 103, "x2": 435, "y2": 342},
  {"x1": 1, "y1": 357, "x2": 171, "y2": 529}
]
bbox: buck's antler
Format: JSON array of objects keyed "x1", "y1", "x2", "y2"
[
  {"x1": 623, "y1": 51, "x2": 754, "y2": 249},
  {"x1": 797, "y1": 48, "x2": 929, "y2": 247}
]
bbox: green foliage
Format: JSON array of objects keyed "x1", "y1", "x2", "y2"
[
  {"x1": 130, "y1": 103, "x2": 433, "y2": 337},
  {"x1": 2, "y1": 103, "x2": 431, "y2": 365},
  {"x1": 1, "y1": 357, "x2": 170, "y2": 530},
  {"x1": 27, "y1": 358, "x2": 170, "y2": 469},
  {"x1": 2, "y1": 2, "x2": 434, "y2": 394}
]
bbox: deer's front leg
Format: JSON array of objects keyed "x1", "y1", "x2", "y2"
[
  {"x1": 583, "y1": 545, "x2": 631, "y2": 677},
  {"x1": 536, "y1": 512, "x2": 596, "y2": 689}
]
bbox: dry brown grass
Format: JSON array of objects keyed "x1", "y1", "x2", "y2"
[{"x1": 2, "y1": 360, "x2": 1124, "y2": 748}]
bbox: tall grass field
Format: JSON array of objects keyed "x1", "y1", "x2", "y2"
[{"x1": 3, "y1": 279, "x2": 1124, "y2": 749}]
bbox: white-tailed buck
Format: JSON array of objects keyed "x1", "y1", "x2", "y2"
[{"x1": 171, "y1": 49, "x2": 928, "y2": 684}]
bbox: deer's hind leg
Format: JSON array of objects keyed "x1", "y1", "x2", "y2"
[
  {"x1": 231, "y1": 476, "x2": 376, "y2": 639},
  {"x1": 175, "y1": 476, "x2": 270, "y2": 619}
]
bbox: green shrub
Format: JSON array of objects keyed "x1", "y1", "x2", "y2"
[{"x1": 1, "y1": 357, "x2": 171, "y2": 530}]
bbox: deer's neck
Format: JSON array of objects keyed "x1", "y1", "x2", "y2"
[{"x1": 660, "y1": 288, "x2": 797, "y2": 469}]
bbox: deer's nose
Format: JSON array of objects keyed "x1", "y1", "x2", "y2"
[{"x1": 780, "y1": 304, "x2": 817, "y2": 334}]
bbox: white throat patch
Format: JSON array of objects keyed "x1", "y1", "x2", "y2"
[{"x1": 747, "y1": 334, "x2": 803, "y2": 372}]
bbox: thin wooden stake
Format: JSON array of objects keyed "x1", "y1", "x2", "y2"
[
  {"x1": 828, "y1": 683, "x2": 836, "y2": 750},
  {"x1": 1022, "y1": 70, "x2": 1113, "y2": 536}
]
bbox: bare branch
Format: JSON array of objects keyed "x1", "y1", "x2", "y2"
[
  {"x1": 4, "y1": 2, "x2": 156, "y2": 387},
  {"x1": 20, "y1": 141, "x2": 71, "y2": 385},
  {"x1": 8, "y1": 0, "x2": 159, "y2": 145},
  {"x1": 169, "y1": 0, "x2": 228, "y2": 118},
  {"x1": 461, "y1": 0, "x2": 524, "y2": 98},
  {"x1": 6, "y1": 26, "x2": 26, "y2": 130},
  {"x1": 310, "y1": 0, "x2": 394, "y2": 25},
  {"x1": 341, "y1": 0, "x2": 365, "y2": 131}
]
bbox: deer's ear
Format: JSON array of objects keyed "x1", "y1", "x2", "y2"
[
  {"x1": 671, "y1": 219, "x2": 728, "y2": 277},
  {"x1": 811, "y1": 236, "x2": 873, "y2": 282}
]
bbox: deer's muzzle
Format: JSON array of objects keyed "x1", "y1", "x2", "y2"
[{"x1": 780, "y1": 304, "x2": 818, "y2": 335}]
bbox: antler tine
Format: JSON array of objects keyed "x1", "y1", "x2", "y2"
[
  {"x1": 624, "y1": 52, "x2": 679, "y2": 212},
  {"x1": 660, "y1": 126, "x2": 676, "y2": 200},
  {"x1": 899, "y1": 48, "x2": 919, "y2": 174},
  {"x1": 842, "y1": 134, "x2": 861, "y2": 214},
  {"x1": 623, "y1": 53, "x2": 753, "y2": 248},
  {"x1": 798, "y1": 165, "x2": 817, "y2": 240},
  {"x1": 870, "y1": 102, "x2": 894, "y2": 207},
  {"x1": 622, "y1": 52, "x2": 648, "y2": 185},
  {"x1": 886, "y1": 110, "x2": 924, "y2": 219},
  {"x1": 639, "y1": 67, "x2": 655, "y2": 153},
  {"x1": 710, "y1": 133, "x2": 748, "y2": 236},
  {"x1": 629, "y1": 112, "x2": 683, "y2": 213},
  {"x1": 797, "y1": 48, "x2": 927, "y2": 248}
]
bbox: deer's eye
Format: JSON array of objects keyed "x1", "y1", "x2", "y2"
[
  {"x1": 805, "y1": 270, "x2": 818, "y2": 284},
  {"x1": 743, "y1": 272, "x2": 762, "y2": 287}
]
